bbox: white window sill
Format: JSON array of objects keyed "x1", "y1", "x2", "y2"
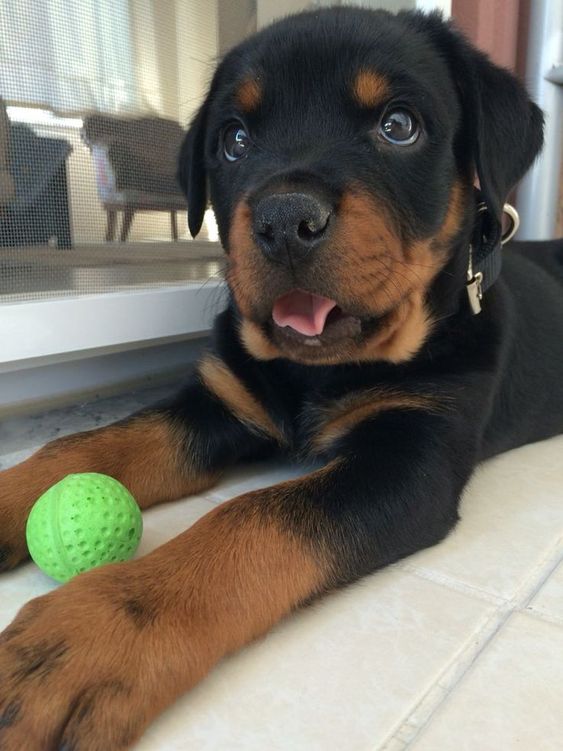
[{"x1": 0, "y1": 282, "x2": 226, "y2": 372}]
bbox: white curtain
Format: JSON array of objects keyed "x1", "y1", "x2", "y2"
[{"x1": 0, "y1": 0, "x2": 139, "y2": 114}]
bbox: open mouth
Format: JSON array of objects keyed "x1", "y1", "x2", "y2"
[{"x1": 271, "y1": 289, "x2": 363, "y2": 347}]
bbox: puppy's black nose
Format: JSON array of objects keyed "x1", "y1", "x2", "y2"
[{"x1": 253, "y1": 192, "x2": 332, "y2": 265}]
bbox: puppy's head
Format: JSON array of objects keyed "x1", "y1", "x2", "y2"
[{"x1": 178, "y1": 8, "x2": 543, "y2": 366}]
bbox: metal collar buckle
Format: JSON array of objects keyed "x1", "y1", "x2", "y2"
[
  {"x1": 501, "y1": 203, "x2": 520, "y2": 245},
  {"x1": 466, "y1": 244, "x2": 484, "y2": 315}
]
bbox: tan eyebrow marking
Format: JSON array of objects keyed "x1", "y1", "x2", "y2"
[
  {"x1": 235, "y1": 76, "x2": 262, "y2": 112},
  {"x1": 353, "y1": 69, "x2": 389, "y2": 108}
]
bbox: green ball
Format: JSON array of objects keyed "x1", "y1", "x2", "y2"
[{"x1": 26, "y1": 473, "x2": 143, "y2": 583}]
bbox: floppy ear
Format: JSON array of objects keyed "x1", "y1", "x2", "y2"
[
  {"x1": 441, "y1": 20, "x2": 543, "y2": 239},
  {"x1": 177, "y1": 101, "x2": 210, "y2": 238},
  {"x1": 456, "y1": 43, "x2": 543, "y2": 223},
  {"x1": 410, "y1": 13, "x2": 544, "y2": 242}
]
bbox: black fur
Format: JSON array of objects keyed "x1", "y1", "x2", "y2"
[
  {"x1": 121, "y1": 599, "x2": 156, "y2": 629},
  {"x1": 0, "y1": 11, "x2": 562, "y2": 747},
  {"x1": 401, "y1": 11, "x2": 544, "y2": 233},
  {"x1": 0, "y1": 700, "x2": 21, "y2": 729},
  {"x1": 11, "y1": 639, "x2": 69, "y2": 682},
  {"x1": 171, "y1": 7, "x2": 563, "y2": 576},
  {"x1": 177, "y1": 101, "x2": 211, "y2": 237}
]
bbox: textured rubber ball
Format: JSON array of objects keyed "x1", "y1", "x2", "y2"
[{"x1": 25, "y1": 473, "x2": 143, "y2": 583}]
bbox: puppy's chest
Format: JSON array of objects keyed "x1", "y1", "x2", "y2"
[
  {"x1": 260, "y1": 362, "x2": 416, "y2": 457},
  {"x1": 282, "y1": 395, "x2": 374, "y2": 459},
  {"x1": 276, "y1": 379, "x2": 436, "y2": 459},
  {"x1": 289, "y1": 402, "x2": 336, "y2": 457}
]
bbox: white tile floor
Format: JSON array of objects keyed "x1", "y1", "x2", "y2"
[{"x1": 1, "y1": 390, "x2": 562, "y2": 750}]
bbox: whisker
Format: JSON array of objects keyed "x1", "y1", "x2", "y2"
[
  {"x1": 383, "y1": 265, "x2": 419, "y2": 293},
  {"x1": 360, "y1": 256, "x2": 406, "y2": 308},
  {"x1": 393, "y1": 256, "x2": 455, "y2": 279}
]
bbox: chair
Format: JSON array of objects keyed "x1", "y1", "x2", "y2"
[
  {"x1": 0, "y1": 98, "x2": 73, "y2": 248},
  {"x1": 82, "y1": 114, "x2": 187, "y2": 242}
]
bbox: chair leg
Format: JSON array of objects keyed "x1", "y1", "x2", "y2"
[
  {"x1": 106, "y1": 209, "x2": 117, "y2": 242},
  {"x1": 120, "y1": 208, "x2": 135, "y2": 242},
  {"x1": 170, "y1": 211, "x2": 178, "y2": 241}
]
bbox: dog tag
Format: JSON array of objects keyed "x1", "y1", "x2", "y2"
[{"x1": 466, "y1": 272, "x2": 483, "y2": 315}]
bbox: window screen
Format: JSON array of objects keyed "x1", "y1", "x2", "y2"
[{"x1": 0, "y1": 0, "x2": 256, "y2": 302}]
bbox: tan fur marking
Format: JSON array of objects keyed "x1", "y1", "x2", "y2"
[
  {"x1": 240, "y1": 319, "x2": 282, "y2": 360},
  {"x1": 155, "y1": 465, "x2": 338, "y2": 661},
  {"x1": 329, "y1": 191, "x2": 407, "y2": 315},
  {"x1": 228, "y1": 181, "x2": 467, "y2": 367},
  {"x1": 0, "y1": 465, "x2": 337, "y2": 744},
  {"x1": 313, "y1": 389, "x2": 442, "y2": 452},
  {"x1": 332, "y1": 190, "x2": 440, "y2": 308},
  {"x1": 227, "y1": 200, "x2": 267, "y2": 319},
  {"x1": 434, "y1": 180, "x2": 467, "y2": 245},
  {"x1": 353, "y1": 69, "x2": 389, "y2": 108},
  {"x1": 0, "y1": 415, "x2": 219, "y2": 568},
  {"x1": 29, "y1": 416, "x2": 215, "y2": 509},
  {"x1": 199, "y1": 355, "x2": 284, "y2": 442},
  {"x1": 235, "y1": 76, "x2": 262, "y2": 112},
  {"x1": 361, "y1": 290, "x2": 434, "y2": 363}
]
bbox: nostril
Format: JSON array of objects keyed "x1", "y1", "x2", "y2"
[
  {"x1": 253, "y1": 192, "x2": 333, "y2": 262},
  {"x1": 298, "y1": 220, "x2": 316, "y2": 242},
  {"x1": 256, "y1": 221, "x2": 275, "y2": 241},
  {"x1": 297, "y1": 213, "x2": 331, "y2": 243}
]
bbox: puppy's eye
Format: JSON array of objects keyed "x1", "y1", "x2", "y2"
[
  {"x1": 378, "y1": 109, "x2": 419, "y2": 145},
  {"x1": 222, "y1": 123, "x2": 251, "y2": 162}
]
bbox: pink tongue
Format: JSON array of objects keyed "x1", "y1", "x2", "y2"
[{"x1": 272, "y1": 290, "x2": 338, "y2": 336}]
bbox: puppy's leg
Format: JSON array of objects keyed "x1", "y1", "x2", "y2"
[
  {"x1": 0, "y1": 356, "x2": 284, "y2": 571},
  {"x1": 0, "y1": 407, "x2": 476, "y2": 750}
]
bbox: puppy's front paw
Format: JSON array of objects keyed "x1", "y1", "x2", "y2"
[{"x1": 0, "y1": 563, "x2": 188, "y2": 750}]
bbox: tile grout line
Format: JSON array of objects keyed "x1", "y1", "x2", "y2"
[
  {"x1": 379, "y1": 604, "x2": 510, "y2": 750},
  {"x1": 512, "y1": 535, "x2": 563, "y2": 610},
  {"x1": 377, "y1": 537, "x2": 563, "y2": 751},
  {"x1": 522, "y1": 606, "x2": 563, "y2": 629},
  {"x1": 398, "y1": 562, "x2": 507, "y2": 606},
  {"x1": 3, "y1": 433, "x2": 563, "y2": 750}
]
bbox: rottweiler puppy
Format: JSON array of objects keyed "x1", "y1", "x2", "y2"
[{"x1": 0, "y1": 7, "x2": 562, "y2": 749}]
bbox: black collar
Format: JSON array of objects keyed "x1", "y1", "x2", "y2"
[{"x1": 465, "y1": 191, "x2": 519, "y2": 314}]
